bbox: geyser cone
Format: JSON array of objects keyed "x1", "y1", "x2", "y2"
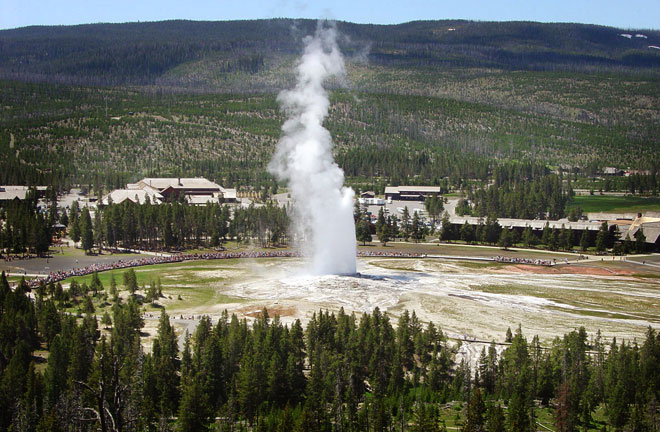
[{"x1": 269, "y1": 20, "x2": 357, "y2": 275}]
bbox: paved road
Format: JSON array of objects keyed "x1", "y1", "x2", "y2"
[{"x1": 1, "y1": 250, "x2": 143, "y2": 276}]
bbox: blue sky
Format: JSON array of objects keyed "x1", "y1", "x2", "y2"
[{"x1": 1, "y1": 0, "x2": 659, "y2": 30}]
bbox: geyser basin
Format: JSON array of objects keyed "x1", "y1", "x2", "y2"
[{"x1": 160, "y1": 257, "x2": 660, "y2": 344}]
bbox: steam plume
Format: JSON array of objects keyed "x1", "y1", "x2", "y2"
[{"x1": 269, "y1": 20, "x2": 357, "y2": 275}]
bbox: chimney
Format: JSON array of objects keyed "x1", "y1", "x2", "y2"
[{"x1": 178, "y1": 177, "x2": 182, "y2": 186}]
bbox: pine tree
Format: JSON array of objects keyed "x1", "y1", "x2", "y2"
[
  {"x1": 69, "y1": 201, "x2": 80, "y2": 244},
  {"x1": 123, "y1": 268, "x2": 138, "y2": 295},
  {"x1": 411, "y1": 402, "x2": 440, "y2": 432},
  {"x1": 580, "y1": 229, "x2": 590, "y2": 251},
  {"x1": 178, "y1": 377, "x2": 210, "y2": 432},
  {"x1": 356, "y1": 218, "x2": 372, "y2": 245},
  {"x1": 624, "y1": 233, "x2": 633, "y2": 254},
  {"x1": 635, "y1": 227, "x2": 647, "y2": 253},
  {"x1": 541, "y1": 222, "x2": 551, "y2": 246},
  {"x1": 93, "y1": 210, "x2": 104, "y2": 252},
  {"x1": 461, "y1": 221, "x2": 474, "y2": 244},
  {"x1": 522, "y1": 226, "x2": 536, "y2": 247},
  {"x1": 154, "y1": 310, "x2": 179, "y2": 416},
  {"x1": 549, "y1": 228, "x2": 559, "y2": 251},
  {"x1": 109, "y1": 274, "x2": 118, "y2": 300},
  {"x1": 463, "y1": 388, "x2": 486, "y2": 432},
  {"x1": 411, "y1": 211, "x2": 424, "y2": 243},
  {"x1": 79, "y1": 208, "x2": 94, "y2": 253},
  {"x1": 440, "y1": 212, "x2": 453, "y2": 242},
  {"x1": 486, "y1": 404, "x2": 506, "y2": 432},
  {"x1": 498, "y1": 228, "x2": 511, "y2": 250},
  {"x1": 377, "y1": 215, "x2": 391, "y2": 246},
  {"x1": 401, "y1": 206, "x2": 411, "y2": 241},
  {"x1": 101, "y1": 311, "x2": 112, "y2": 328}
]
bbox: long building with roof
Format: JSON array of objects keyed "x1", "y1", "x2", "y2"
[
  {"x1": 384, "y1": 186, "x2": 442, "y2": 201},
  {"x1": 100, "y1": 188, "x2": 163, "y2": 206},
  {"x1": 0, "y1": 186, "x2": 48, "y2": 202},
  {"x1": 101, "y1": 177, "x2": 237, "y2": 206},
  {"x1": 448, "y1": 215, "x2": 604, "y2": 232}
]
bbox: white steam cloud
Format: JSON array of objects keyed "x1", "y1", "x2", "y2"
[{"x1": 269, "y1": 20, "x2": 357, "y2": 275}]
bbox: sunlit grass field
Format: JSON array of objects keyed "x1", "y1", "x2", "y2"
[{"x1": 568, "y1": 195, "x2": 660, "y2": 213}]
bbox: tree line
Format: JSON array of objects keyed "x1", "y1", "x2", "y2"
[
  {"x1": 74, "y1": 200, "x2": 290, "y2": 252},
  {"x1": 0, "y1": 188, "x2": 58, "y2": 257},
  {"x1": 459, "y1": 172, "x2": 572, "y2": 220}
]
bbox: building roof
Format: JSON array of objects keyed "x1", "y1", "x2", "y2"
[
  {"x1": 621, "y1": 216, "x2": 660, "y2": 243},
  {"x1": 0, "y1": 186, "x2": 28, "y2": 201},
  {"x1": 101, "y1": 189, "x2": 163, "y2": 206},
  {"x1": 186, "y1": 195, "x2": 220, "y2": 205},
  {"x1": 448, "y1": 216, "x2": 603, "y2": 231},
  {"x1": 0, "y1": 185, "x2": 47, "y2": 201},
  {"x1": 385, "y1": 186, "x2": 442, "y2": 194},
  {"x1": 137, "y1": 177, "x2": 221, "y2": 192},
  {"x1": 603, "y1": 167, "x2": 624, "y2": 175},
  {"x1": 221, "y1": 188, "x2": 237, "y2": 201}
]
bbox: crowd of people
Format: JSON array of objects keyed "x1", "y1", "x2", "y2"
[
  {"x1": 493, "y1": 255, "x2": 553, "y2": 266},
  {"x1": 15, "y1": 249, "x2": 561, "y2": 289},
  {"x1": 357, "y1": 251, "x2": 425, "y2": 258},
  {"x1": 24, "y1": 250, "x2": 300, "y2": 289}
]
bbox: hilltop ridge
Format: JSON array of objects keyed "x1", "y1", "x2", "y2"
[{"x1": 1, "y1": 19, "x2": 659, "y2": 88}]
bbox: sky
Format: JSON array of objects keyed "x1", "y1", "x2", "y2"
[{"x1": 1, "y1": 0, "x2": 659, "y2": 31}]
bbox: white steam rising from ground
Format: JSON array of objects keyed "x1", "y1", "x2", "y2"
[{"x1": 269, "y1": 21, "x2": 357, "y2": 275}]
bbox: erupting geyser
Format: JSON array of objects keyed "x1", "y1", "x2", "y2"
[{"x1": 269, "y1": 21, "x2": 357, "y2": 275}]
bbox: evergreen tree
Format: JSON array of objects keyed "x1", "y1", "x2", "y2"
[
  {"x1": 101, "y1": 311, "x2": 112, "y2": 328},
  {"x1": 440, "y1": 212, "x2": 453, "y2": 242},
  {"x1": 178, "y1": 377, "x2": 211, "y2": 432},
  {"x1": 580, "y1": 229, "x2": 590, "y2": 251},
  {"x1": 498, "y1": 228, "x2": 511, "y2": 250},
  {"x1": 635, "y1": 228, "x2": 647, "y2": 253},
  {"x1": 356, "y1": 218, "x2": 372, "y2": 246},
  {"x1": 549, "y1": 228, "x2": 559, "y2": 251},
  {"x1": 109, "y1": 274, "x2": 118, "y2": 300},
  {"x1": 377, "y1": 214, "x2": 391, "y2": 246},
  {"x1": 123, "y1": 268, "x2": 138, "y2": 295},
  {"x1": 411, "y1": 402, "x2": 440, "y2": 432},
  {"x1": 425, "y1": 194, "x2": 443, "y2": 225},
  {"x1": 375, "y1": 207, "x2": 387, "y2": 236},
  {"x1": 595, "y1": 221, "x2": 609, "y2": 252},
  {"x1": 522, "y1": 226, "x2": 537, "y2": 247},
  {"x1": 541, "y1": 222, "x2": 551, "y2": 246},
  {"x1": 69, "y1": 201, "x2": 80, "y2": 244},
  {"x1": 464, "y1": 388, "x2": 486, "y2": 432},
  {"x1": 461, "y1": 221, "x2": 474, "y2": 244},
  {"x1": 153, "y1": 310, "x2": 179, "y2": 416},
  {"x1": 560, "y1": 225, "x2": 573, "y2": 251},
  {"x1": 411, "y1": 211, "x2": 424, "y2": 243},
  {"x1": 624, "y1": 233, "x2": 633, "y2": 254},
  {"x1": 401, "y1": 206, "x2": 411, "y2": 241},
  {"x1": 79, "y1": 207, "x2": 94, "y2": 253},
  {"x1": 486, "y1": 404, "x2": 506, "y2": 432},
  {"x1": 93, "y1": 209, "x2": 104, "y2": 252}
]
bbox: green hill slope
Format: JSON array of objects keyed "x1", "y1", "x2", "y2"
[
  {"x1": 0, "y1": 19, "x2": 659, "y2": 191},
  {"x1": 1, "y1": 19, "x2": 659, "y2": 87}
]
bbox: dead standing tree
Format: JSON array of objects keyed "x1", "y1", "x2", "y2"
[{"x1": 74, "y1": 345, "x2": 141, "y2": 432}]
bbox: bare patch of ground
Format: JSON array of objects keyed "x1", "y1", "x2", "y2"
[{"x1": 494, "y1": 263, "x2": 636, "y2": 276}]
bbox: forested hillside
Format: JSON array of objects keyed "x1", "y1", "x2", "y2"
[
  {"x1": 1, "y1": 19, "x2": 659, "y2": 192},
  {"x1": 2, "y1": 20, "x2": 660, "y2": 87}
]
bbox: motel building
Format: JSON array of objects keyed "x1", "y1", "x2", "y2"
[{"x1": 384, "y1": 186, "x2": 443, "y2": 202}]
